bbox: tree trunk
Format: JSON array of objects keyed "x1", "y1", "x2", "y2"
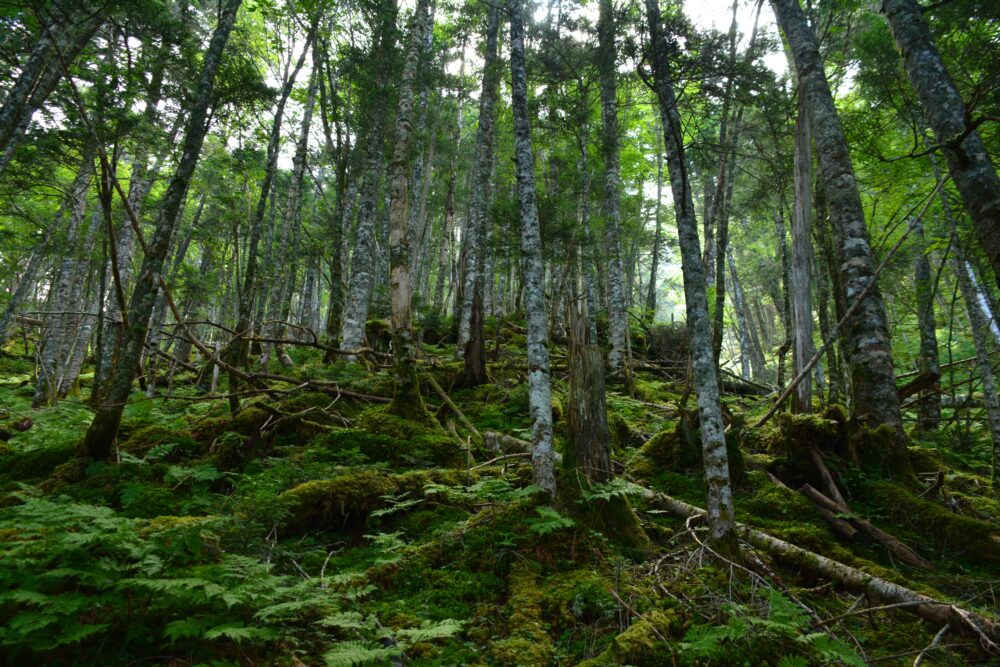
[
  {"x1": 81, "y1": 0, "x2": 242, "y2": 459},
  {"x1": 387, "y1": 0, "x2": 432, "y2": 418},
  {"x1": 771, "y1": 0, "x2": 904, "y2": 445},
  {"x1": 509, "y1": 0, "x2": 556, "y2": 498},
  {"x1": 791, "y1": 94, "x2": 814, "y2": 413},
  {"x1": 0, "y1": 3, "x2": 102, "y2": 178},
  {"x1": 646, "y1": 115, "x2": 665, "y2": 319},
  {"x1": 598, "y1": 0, "x2": 629, "y2": 377},
  {"x1": 33, "y1": 146, "x2": 95, "y2": 407},
  {"x1": 646, "y1": 0, "x2": 737, "y2": 548},
  {"x1": 882, "y1": 0, "x2": 1000, "y2": 290},
  {"x1": 460, "y1": 2, "x2": 501, "y2": 386},
  {"x1": 773, "y1": 206, "x2": 793, "y2": 388}
]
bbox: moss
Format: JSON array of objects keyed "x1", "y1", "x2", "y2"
[
  {"x1": 489, "y1": 566, "x2": 555, "y2": 666},
  {"x1": 869, "y1": 480, "x2": 1000, "y2": 563},
  {"x1": 855, "y1": 424, "x2": 914, "y2": 480},
  {"x1": 907, "y1": 446, "x2": 945, "y2": 475},
  {"x1": 38, "y1": 458, "x2": 88, "y2": 493},
  {"x1": 579, "y1": 610, "x2": 678, "y2": 666},
  {"x1": 356, "y1": 404, "x2": 439, "y2": 439},
  {"x1": 629, "y1": 419, "x2": 744, "y2": 485},
  {"x1": 740, "y1": 471, "x2": 816, "y2": 523},
  {"x1": 281, "y1": 468, "x2": 473, "y2": 533},
  {"x1": 0, "y1": 442, "x2": 76, "y2": 482},
  {"x1": 120, "y1": 484, "x2": 179, "y2": 518},
  {"x1": 609, "y1": 412, "x2": 640, "y2": 451},
  {"x1": 119, "y1": 424, "x2": 199, "y2": 459}
]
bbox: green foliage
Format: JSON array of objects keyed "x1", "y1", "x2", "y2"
[
  {"x1": 526, "y1": 506, "x2": 576, "y2": 535},
  {"x1": 681, "y1": 589, "x2": 865, "y2": 667}
]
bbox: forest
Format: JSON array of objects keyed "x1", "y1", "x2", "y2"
[{"x1": 0, "y1": 0, "x2": 999, "y2": 663}]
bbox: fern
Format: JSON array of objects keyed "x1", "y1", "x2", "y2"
[
  {"x1": 526, "y1": 506, "x2": 576, "y2": 535},
  {"x1": 324, "y1": 641, "x2": 403, "y2": 667}
]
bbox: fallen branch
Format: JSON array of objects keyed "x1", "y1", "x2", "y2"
[
  {"x1": 634, "y1": 486, "x2": 1000, "y2": 652},
  {"x1": 424, "y1": 374, "x2": 481, "y2": 443}
]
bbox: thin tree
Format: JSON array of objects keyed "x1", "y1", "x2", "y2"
[
  {"x1": 387, "y1": 0, "x2": 433, "y2": 418},
  {"x1": 81, "y1": 0, "x2": 243, "y2": 459},
  {"x1": 509, "y1": 0, "x2": 556, "y2": 498},
  {"x1": 646, "y1": 0, "x2": 737, "y2": 548},
  {"x1": 882, "y1": 0, "x2": 1000, "y2": 290}
]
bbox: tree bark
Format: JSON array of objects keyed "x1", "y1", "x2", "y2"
[
  {"x1": 509, "y1": 0, "x2": 556, "y2": 498},
  {"x1": 882, "y1": 0, "x2": 1000, "y2": 290},
  {"x1": 81, "y1": 0, "x2": 242, "y2": 459},
  {"x1": 387, "y1": 0, "x2": 433, "y2": 418},
  {"x1": 791, "y1": 94, "x2": 814, "y2": 413},
  {"x1": 646, "y1": 0, "x2": 736, "y2": 547},
  {"x1": 598, "y1": 0, "x2": 629, "y2": 377},
  {"x1": 771, "y1": 0, "x2": 904, "y2": 442}
]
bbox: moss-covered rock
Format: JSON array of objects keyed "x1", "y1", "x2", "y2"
[
  {"x1": 0, "y1": 443, "x2": 75, "y2": 482},
  {"x1": 280, "y1": 468, "x2": 473, "y2": 533},
  {"x1": 119, "y1": 424, "x2": 199, "y2": 459}
]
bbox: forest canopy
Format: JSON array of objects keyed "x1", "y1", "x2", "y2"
[{"x1": 1, "y1": 0, "x2": 1000, "y2": 664}]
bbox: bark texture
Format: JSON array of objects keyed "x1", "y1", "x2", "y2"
[
  {"x1": 510, "y1": 0, "x2": 556, "y2": 498},
  {"x1": 597, "y1": 0, "x2": 629, "y2": 376},
  {"x1": 771, "y1": 0, "x2": 904, "y2": 439},
  {"x1": 883, "y1": 0, "x2": 1000, "y2": 289},
  {"x1": 387, "y1": 0, "x2": 432, "y2": 418},
  {"x1": 791, "y1": 95, "x2": 813, "y2": 413},
  {"x1": 81, "y1": 0, "x2": 242, "y2": 459},
  {"x1": 646, "y1": 0, "x2": 736, "y2": 546}
]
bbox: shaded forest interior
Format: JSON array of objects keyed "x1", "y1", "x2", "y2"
[{"x1": 1, "y1": 0, "x2": 1000, "y2": 664}]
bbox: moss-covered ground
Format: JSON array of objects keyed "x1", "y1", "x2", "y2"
[{"x1": 0, "y1": 321, "x2": 997, "y2": 665}]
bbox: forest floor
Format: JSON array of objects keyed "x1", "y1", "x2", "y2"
[{"x1": 0, "y1": 319, "x2": 999, "y2": 666}]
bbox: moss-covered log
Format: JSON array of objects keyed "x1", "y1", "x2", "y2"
[{"x1": 636, "y1": 486, "x2": 1000, "y2": 650}]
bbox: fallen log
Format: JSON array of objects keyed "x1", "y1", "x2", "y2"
[{"x1": 635, "y1": 486, "x2": 1000, "y2": 652}]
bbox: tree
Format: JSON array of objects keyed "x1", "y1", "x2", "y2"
[
  {"x1": 645, "y1": 0, "x2": 736, "y2": 548},
  {"x1": 509, "y1": 0, "x2": 556, "y2": 498},
  {"x1": 771, "y1": 0, "x2": 905, "y2": 455},
  {"x1": 387, "y1": 0, "x2": 433, "y2": 418},
  {"x1": 597, "y1": 0, "x2": 629, "y2": 378},
  {"x1": 80, "y1": 0, "x2": 243, "y2": 459},
  {"x1": 882, "y1": 0, "x2": 1000, "y2": 290}
]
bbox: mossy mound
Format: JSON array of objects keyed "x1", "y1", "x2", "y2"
[
  {"x1": 488, "y1": 566, "x2": 555, "y2": 666},
  {"x1": 869, "y1": 480, "x2": 1000, "y2": 563},
  {"x1": 579, "y1": 609, "x2": 679, "y2": 666},
  {"x1": 118, "y1": 424, "x2": 200, "y2": 459},
  {"x1": 280, "y1": 468, "x2": 473, "y2": 533},
  {"x1": 0, "y1": 443, "x2": 76, "y2": 484},
  {"x1": 629, "y1": 418, "x2": 744, "y2": 485},
  {"x1": 309, "y1": 427, "x2": 464, "y2": 468}
]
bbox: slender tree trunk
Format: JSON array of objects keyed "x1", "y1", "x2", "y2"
[
  {"x1": 460, "y1": 3, "x2": 501, "y2": 386},
  {"x1": 914, "y1": 216, "x2": 941, "y2": 431},
  {"x1": 772, "y1": 0, "x2": 905, "y2": 446},
  {"x1": 229, "y1": 19, "x2": 315, "y2": 403},
  {"x1": 0, "y1": 234, "x2": 48, "y2": 346},
  {"x1": 882, "y1": 0, "x2": 1000, "y2": 290},
  {"x1": 773, "y1": 206, "x2": 793, "y2": 389},
  {"x1": 81, "y1": 0, "x2": 242, "y2": 459},
  {"x1": 33, "y1": 146, "x2": 95, "y2": 407},
  {"x1": 510, "y1": 0, "x2": 556, "y2": 498},
  {"x1": 791, "y1": 94, "x2": 814, "y2": 413},
  {"x1": 341, "y1": 0, "x2": 396, "y2": 352},
  {"x1": 646, "y1": 116, "x2": 665, "y2": 319},
  {"x1": 727, "y1": 244, "x2": 756, "y2": 380},
  {"x1": 647, "y1": 0, "x2": 736, "y2": 547},
  {"x1": 387, "y1": 0, "x2": 432, "y2": 418},
  {"x1": 0, "y1": 3, "x2": 102, "y2": 178},
  {"x1": 597, "y1": 0, "x2": 629, "y2": 377}
]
